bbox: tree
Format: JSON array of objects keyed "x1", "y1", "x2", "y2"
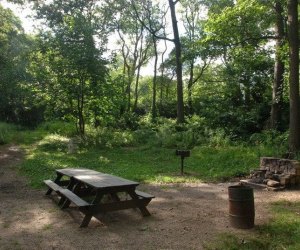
[
  {"x1": 168, "y1": 0, "x2": 184, "y2": 123},
  {"x1": 180, "y1": 0, "x2": 210, "y2": 114},
  {"x1": 107, "y1": 0, "x2": 152, "y2": 114},
  {"x1": 0, "y1": 4, "x2": 38, "y2": 126},
  {"x1": 270, "y1": 1, "x2": 285, "y2": 130},
  {"x1": 131, "y1": 0, "x2": 185, "y2": 123},
  {"x1": 34, "y1": 0, "x2": 108, "y2": 134},
  {"x1": 200, "y1": 0, "x2": 274, "y2": 136},
  {"x1": 287, "y1": 0, "x2": 300, "y2": 151}
]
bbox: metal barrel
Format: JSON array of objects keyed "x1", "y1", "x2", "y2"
[{"x1": 228, "y1": 185, "x2": 255, "y2": 229}]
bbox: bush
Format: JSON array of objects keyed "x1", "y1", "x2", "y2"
[
  {"x1": 81, "y1": 127, "x2": 135, "y2": 148},
  {"x1": 0, "y1": 122, "x2": 20, "y2": 145},
  {"x1": 113, "y1": 112, "x2": 140, "y2": 130},
  {"x1": 37, "y1": 121, "x2": 77, "y2": 137},
  {"x1": 37, "y1": 134, "x2": 69, "y2": 152}
]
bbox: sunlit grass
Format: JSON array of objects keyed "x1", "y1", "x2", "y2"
[
  {"x1": 18, "y1": 130, "x2": 280, "y2": 188},
  {"x1": 0, "y1": 121, "x2": 283, "y2": 187}
]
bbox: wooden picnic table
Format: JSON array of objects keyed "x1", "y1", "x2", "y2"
[{"x1": 44, "y1": 168, "x2": 154, "y2": 227}]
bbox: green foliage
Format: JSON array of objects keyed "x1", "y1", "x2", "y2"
[
  {"x1": 249, "y1": 130, "x2": 289, "y2": 154},
  {"x1": 205, "y1": 201, "x2": 300, "y2": 250},
  {"x1": 17, "y1": 123, "x2": 288, "y2": 188},
  {"x1": 0, "y1": 122, "x2": 48, "y2": 145},
  {"x1": 194, "y1": 0, "x2": 275, "y2": 138},
  {"x1": 80, "y1": 126, "x2": 135, "y2": 148},
  {"x1": 192, "y1": 61, "x2": 272, "y2": 138},
  {"x1": 0, "y1": 5, "x2": 41, "y2": 127},
  {"x1": 0, "y1": 122, "x2": 19, "y2": 145},
  {"x1": 116, "y1": 112, "x2": 141, "y2": 130},
  {"x1": 37, "y1": 121, "x2": 77, "y2": 137}
]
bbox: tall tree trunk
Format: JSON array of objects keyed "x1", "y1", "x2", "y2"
[
  {"x1": 160, "y1": 39, "x2": 168, "y2": 113},
  {"x1": 287, "y1": 0, "x2": 300, "y2": 152},
  {"x1": 126, "y1": 65, "x2": 132, "y2": 112},
  {"x1": 168, "y1": 0, "x2": 184, "y2": 123},
  {"x1": 152, "y1": 37, "x2": 158, "y2": 121},
  {"x1": 187, "y1": 60, "x2": 194, "y2": 114},
  {"x1": 133, "y1": 66, "x2": 141, "y2": 111},
  {"x1": 77, "y1": 77, "x2": 85, "y2": 135},
  {"x1": 133, "y1": 30, "x2": 145, "y2": 112},
  {"x1": 270, "y1": 1, "x2": 285, "y2": 130},
  {"x1": 120, "y1": 58, "x2": 127, "y2": 115}
]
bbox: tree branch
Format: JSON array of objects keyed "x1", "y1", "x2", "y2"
[{"x1": 130, "y1": 0, "x2": 175, "y2": 43}]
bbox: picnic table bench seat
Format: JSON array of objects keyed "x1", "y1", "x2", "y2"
[
  {"x1": 44, "y1": 180, "x2": 63, "y2": 193},
  {"x1": 58, "y1": 189, "x2": 91, "y2": 207},
  {"x1": 135, "y1": 190, "x2": 154, "y2": 206},
  {"x1": 135, "y1": 190, "x2": 155, "y2": 199}
]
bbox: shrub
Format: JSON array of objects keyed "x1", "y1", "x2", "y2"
[
  {"x1": 0, "y1": 122, "x2": 19, "y2": 145},
  {"x1": 37, "y1": 121, "x2": 77, "y2": 136},
  {"x1": 37, "y1": 134, "x2": 69, "y2": 152},
  {"x1": 81, "y1": 127, "x2": 135, "y2": 148}
]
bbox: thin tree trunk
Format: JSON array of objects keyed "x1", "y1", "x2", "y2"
[
  {"x1": 133, "y1": 30, "x2": 144, "y2": 111},
  {"x1": 187, "y1": 60, "x2": 194, "y2": 114},
  {"x1": 168, "y1": 0, "x2": 184, "y2": 123},
  {"x1": 121, "y1": 58, "x2": 127, "y2": 115},
  {"x1": 287, "y1": 0, "x2": 300, "y2": 152},
  {"x1": 152, "y1": 37, "x2": 158, "y2": 121},
  {"x1": 160, "y1": 39, "x2": 167, "y2": 112},
  {"x1": 133, "y1": 66, "x2": 141, "y2": 111},
  {"x1": 77, "y1": 76, "x2": 85, "y2": 135},
  {"x1": 270, "y1": 1, "x2": 285, "y2": 130}
]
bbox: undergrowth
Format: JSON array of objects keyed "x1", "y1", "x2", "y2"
[{"x1": 0, "y1": 121, "x2": 289, "y2": 187}]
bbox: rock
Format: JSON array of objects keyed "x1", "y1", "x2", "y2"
[
  {"x1": 280, "y1": 176, "x2": 290, "y2": 186},
  {"x1": 267, "y1": 180, "x2": 281, "y2": 187}
]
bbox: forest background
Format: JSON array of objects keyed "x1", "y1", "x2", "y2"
[{"x1": 1, "y1": 0, "x2": 300, "y2": 182}]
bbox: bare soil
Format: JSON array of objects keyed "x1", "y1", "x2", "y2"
[{"x1": 1, "y1": 144, "x2": 300, "y2": 250}]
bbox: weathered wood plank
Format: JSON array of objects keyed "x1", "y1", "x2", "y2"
[
  {"x1": 135, "y1": 190, "x2": 155, "y2": 199},
  {"x1": 44, "y1": 180, "x2": 62, "y2": 193},
  {"x1": 58, "y1": 189, "x2": 90, "y2": 207}
]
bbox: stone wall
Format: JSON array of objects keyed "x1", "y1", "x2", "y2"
[{"x1": 259, "y1": 157, "x2": 300, "y2": 187}]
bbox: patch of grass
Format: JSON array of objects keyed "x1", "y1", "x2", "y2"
[
  {"x1": 11, "y1": 240, "x2": 22, "y2": 249},
  {"x1": 0, "y1": 122, "x2": 48, "y2": 145},
  {"x1": 205, "y1": 201, "x2": 300, "y2": 250},
  {"x1": 19, "y1": 130, "x2": 280, "y2": 188},
  {"x1": 42, "y1": 223, "x2": 53, "y2": 230},
  {"x1": 37, "y1": 121, "x2": 77, "y2": 137},
  {"x1": 188, "y1": 144, "x2": 277, "y2": 181},
  {"x1": 0, "y1": 122, "x2": 20, "y2": 145},
  {"x1": 3, "y1": 221, "x2": 11, "y2": 229}
]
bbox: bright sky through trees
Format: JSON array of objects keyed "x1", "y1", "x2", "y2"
[{"x1": 1, "y1": 0, "x2": 187, "y2": 76}]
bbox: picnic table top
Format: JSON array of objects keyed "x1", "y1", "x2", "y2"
[
  {"x1": 56, "y1": 168, "x2": 139, "y2": 189},
  {"x1": 56, "y1": 168, "x2": 100, "y2": 177},
  {"x1": 73, "y1": 174, "x2": 139, "y2": 189}
]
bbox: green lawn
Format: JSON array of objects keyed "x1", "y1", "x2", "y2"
[{"x1": 18, "y1": 132, "x2": 279, "y2": 188}]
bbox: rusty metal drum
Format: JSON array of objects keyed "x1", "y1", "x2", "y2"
[{"x1": 228, "y1": 185, "x2": 255, "y2": 229}]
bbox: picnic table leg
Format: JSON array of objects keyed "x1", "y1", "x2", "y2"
[
  {"x1": 45, "y1": 173, "x2": 63, "y2": 195},
  {"x1": 59, "y1": 177, "x2": 76, "y2": 207},
  {"x1": 109, "y1": 192, "x2": 120, "y2": 202},
  {"x1": 80, "y1": 191, "x2": 104, "y2": 228},
  {"x1": 128, "y1": 190, "x2": 151, "y2": 217}
]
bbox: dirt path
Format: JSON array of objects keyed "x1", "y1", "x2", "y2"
[{"x1": 1, "y1": 144, "x2": 300, "y2": 250}]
